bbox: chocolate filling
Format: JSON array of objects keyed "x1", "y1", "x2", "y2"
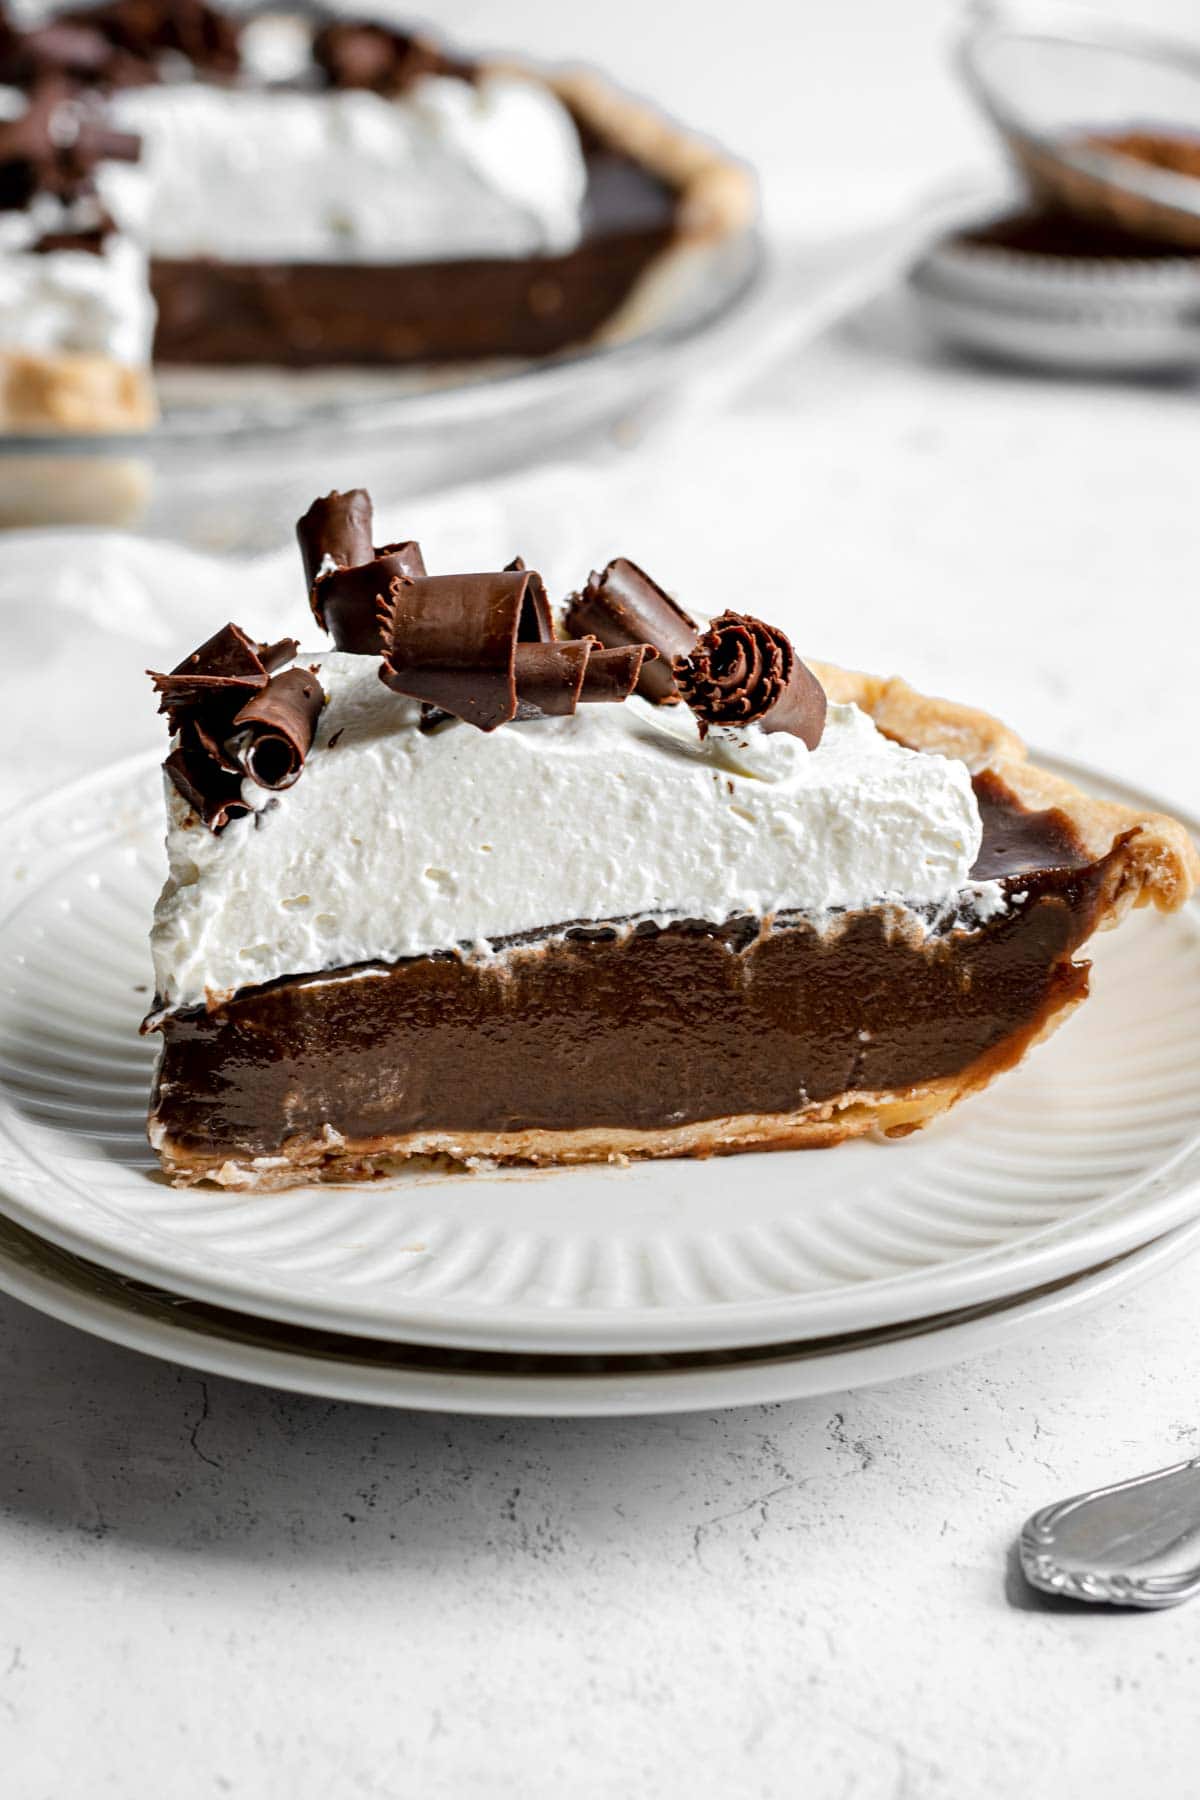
[
  {"x1": 147, "y1": 776, "x2": 1117, "y2": 1163},
  {"x1": 147, "y1": 147, "x2": 678, "y2": 366}
]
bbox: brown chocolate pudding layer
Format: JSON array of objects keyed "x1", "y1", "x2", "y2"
[
  {"x1": 147, "y1": 775, "x2": 1127, "y2": 1181},
  {"x1": 149, "y1": 149, "x2": 678, "y2": 366}
]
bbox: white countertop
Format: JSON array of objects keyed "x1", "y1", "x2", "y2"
[{"x1": 3, "y1": 3, "x2": 1200, "y2": 1794}]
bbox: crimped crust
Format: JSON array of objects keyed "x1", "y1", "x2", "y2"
[
  {"x1": 813, "y1": 663, "x2": 1199, "y2": 917},
  {"x1": 513, "y1": 61, "x2": 756, "y2": 349},
  {"x1": 545, "y1": 66, "x2": 755, "y2": 245},
  {"x1": 0, "y1": 348, "x2": 156, "y2": 434},
  {"x1": 148, "y1": 667, "x2": 1197, "y2": 1189}
]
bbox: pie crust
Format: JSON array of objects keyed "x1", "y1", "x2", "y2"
[
  {"x1": 0, "y1": 348, "x2": 157, "y2": 435},
  {"x1": 148, "y1": 666, "x2": 1198, "y2": 1188}
]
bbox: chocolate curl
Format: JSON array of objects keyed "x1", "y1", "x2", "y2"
[
  {"x1": 229, "y1": 667, "x2": 324, "y2": 792},
  {"x1": 296, "y1": 489, "x2": 427, "y2": 654},
  {"x1": 312, "y1": 20, "x2": 471, "y2": 95},
  {"x1": 0, "y1": 20, "x2": 114, "y2": 86},
  {"x1": 319, "y1": 543, "x2": 428, "y2": 654},
  {"x1": 563, "y1": 559, "x2": 697, "y2": 704},
  {"x1": 513, "y1": 640, "x2": 654, "y2": 717},
  {"x1": 164, "y1": 735, "x2": 248, "y2": 833},
  {"x1": 61, "y1": 0, "x2": 242, "y2": 77},
  {"x1": 149, "y1": 622, "x2": 296, "y2": 720},
  {"x1": 512, "y1": 640, "x2": 593, "y2": 721},
  {"x1": 32, "y1": 217, "x2": 114, "y2": 254},
  {"x1": 516, "y1": 566, "x2": 553, "y2": 643},
  {"x1": 72, "y1": 111, "x2": 140, "y2": 166},
  {"x1": 579, "y1": 644, "x2": 654, "y2": 704},
  {"x1": 296, "y1": 488, "x2": 374, "y2": 621},
  {"x1": 412, "y1": 558, "x2": 553, "y2": 731},
  {"x1": 377, "y1": 570, "x2": 550, "y2": 732},
  {"x1": 149, "y1": 624, "x2": 306, "y2": 830},
  {"x1": 0, "y1": 82, "x2": 138, "y2": 209},
  {"x1": 673, "y1": 611, "x2": 827, "y2": 749}
]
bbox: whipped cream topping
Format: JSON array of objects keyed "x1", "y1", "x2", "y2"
[
  {"x1": 101, "y1": 73, "x2": 587, "y2": 264},
  {"x1": 151, "y1": 652, "x2": 1000, "y2": 1011},
  {"x1": 0, "y1": 205, "x2": 154, "y2": 362}
]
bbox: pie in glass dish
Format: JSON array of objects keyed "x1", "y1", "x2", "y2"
[
  {"x1": 140, "y1": 488, "x2": 1199, "y2": 1189},
  {"x1": 0, "y1": 0, "x2": 752, "y2": 432}
]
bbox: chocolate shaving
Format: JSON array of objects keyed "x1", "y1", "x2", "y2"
[
  {"x1": 149, "y1": 621, "x2": 296, "y2": 720},
  {"x1": 673, "y1": 611, "x2": 827, "y2": 748},
  {"x1": 0, "y1": 80, "x2": 139, "y2": 210},
  {"x1": 297, "y1": 489, "x2": 426, "y2": 654},
  {"x1": 297, "y1": 488, "x2": 373, "y2": 613},
  {"x1": 377, "y1": 570, "x2": 552, "y2": 732},
  {"x1": 0, "y1": 19, "x2": 114, "y2": 87},
  {"x1": 189, "y1": 710, "x2": 240, "y2": 775},
  {"x1": 295, "y1": 484, "x2": 656, "y2": 734},
  {"x1": 164, "y1": 735, "x2": 247, "y2": 833},
  {"x1": 31, "y1": 214, "x2": 114, "y2": 253},
  {"x1": 319, "y1": 544, "x2": 428, "y2": 654},
  {"x1": 512, "y1": 639, "x2": 652, "y2": 716},
  {"x1": 148, "y1": 624, "x2": 317, "y2": 830},
  {"x1": 511, "y1": 640, "x2": 593, "y2": 721},
  {"x1": 229, "y1": 667, "x2": 324, "y2": 791},
  {"x1": 59, "y1": 0, "x2": 241, "y2": 78},
  {"x1": 579, "y1": 643, "x2": 654, "y2": 704},
  {"x1": 312, "y1": 19, "x2": 472, "y2": 95},
  {"x1": 563, "y1": 559, "x2": 697, "y2": 704}
]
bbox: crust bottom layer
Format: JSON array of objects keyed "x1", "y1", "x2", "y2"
[{"x1": 150, "y1": 993, "x2": 1083, "y2": 1191}]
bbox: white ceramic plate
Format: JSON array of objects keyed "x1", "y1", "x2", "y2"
[
  {"x1": 0, "y1": 1207, "x2": 1194, "y2": 1416},
  {"x1": 1, "y1": 752, "x2": 1199, "y2": 1355}
]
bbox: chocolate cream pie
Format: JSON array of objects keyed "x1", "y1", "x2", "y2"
[
  {"x1": 141, "y1": 488, "x2": 1199, "y2": 1190},
  {"x1": 0, "y1": 0, "x2": 751, "y2": 432}
]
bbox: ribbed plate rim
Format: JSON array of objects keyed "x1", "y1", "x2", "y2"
[{"x1": 0, "y1": 1206, "x2": 1194, "y2": 1416}]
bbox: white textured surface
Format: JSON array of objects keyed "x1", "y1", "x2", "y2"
[
  {"x1": 103, "y1": 73, "x2": 587, "y2": 262},
  {"x1": 3, "y1": 2, "x2": 1200, "y2": 1794},
  {"x1": 152, "y1": 654, "x2": 987, "y2": 1005}
]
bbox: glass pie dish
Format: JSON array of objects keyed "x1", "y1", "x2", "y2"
[{"x1": 0, "y1": 223, "x2": 761, "y2": 550}]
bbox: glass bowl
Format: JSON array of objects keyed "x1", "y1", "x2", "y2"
[{"x1": 960, "y1": 15, "x2": 1200, "y2": 247}]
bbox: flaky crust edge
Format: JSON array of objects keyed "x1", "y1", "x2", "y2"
[
  {"x1": 150, "y1": 665, "x2": 1197, "y2": 1188},
  {"x1": 0, "y1": 348, "x2": 156, "y2": 434},
  {"x1": 811, "y1": 662, "x2": 1199, "y2": 919},
  {"x1": 503, "y1": 61, "x2": 757, "y2": 349},
  {"x1": 544, "y1": 66, "x2": 756, "y2": 244}
]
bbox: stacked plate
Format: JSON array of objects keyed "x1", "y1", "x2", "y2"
[
  {"x1": 1, "y1": 751, "x2": 1199, "y2": 1416},
  {"x1": 909, "y1": 16, "x2": 1200, "y2": 373}
]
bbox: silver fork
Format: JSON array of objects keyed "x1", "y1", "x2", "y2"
[{"x1": 1020, "y1": 1457, "x2": 1200, "y2": 1608}]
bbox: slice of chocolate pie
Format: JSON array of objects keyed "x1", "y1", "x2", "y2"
[
  {"x1": 142, "y1": 489, "x2": 1198, "y2": 1189},
  {"x1": 0, "y1": 1, "x2": 751, "y2": 431}
]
